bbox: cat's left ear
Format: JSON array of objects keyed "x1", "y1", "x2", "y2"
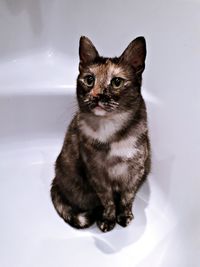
[
  {"x1": 79, "y1": 36, "x2": 99, "y2": 69},
  {"x1": 120, "y1": 37, "x2": 146, "y2": 74}
]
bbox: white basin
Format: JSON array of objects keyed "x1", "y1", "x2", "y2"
[{"x1": 0, "y1": 1, "x2": 200, "y2": 266}]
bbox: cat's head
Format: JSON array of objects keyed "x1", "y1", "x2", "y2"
[{"x1": 76, "y1": 36, "x2": 146, "y2": 116}]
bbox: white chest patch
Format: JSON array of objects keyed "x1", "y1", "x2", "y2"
[
  {"x1": 79, "y1": 112, "x2": 130, "y2": 143},
  {"x1": 109, "y1": 135, "x2": 138, "y2": 159},
  {"x1": 108, "y1": 162, "x2": 128, "y2": 178}
]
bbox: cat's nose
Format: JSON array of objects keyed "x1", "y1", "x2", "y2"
[
  {"x1": 90, "y1": 87, "x2": 104, "y2": 97},
  {"x1": 90, "y1": 88, "x2": 99, "y2": 97}
]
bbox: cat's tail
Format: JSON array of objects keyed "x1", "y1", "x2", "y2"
[{"x1": 50, "y1": 182, "x2": 95, "y2": 229}]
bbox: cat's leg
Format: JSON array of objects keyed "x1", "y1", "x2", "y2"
[
  {"x1": 96, "y1": 203, "x2": 116, "y2": 232},
  {"x1": 116, "y1": 173, "x2": 145, "y2": 227},
  {"x1": 95, "y1": 190, "x2": 116, "y2": 232},
  {"x1": 51, "y1": 183, "x2": 95, "y2": 229},
  {"x1": 117, "y1": 154, "x2": 150, "y2": 227},
  {"x1": 116, "y1": 189, "x2": 135, "y2": 227}
]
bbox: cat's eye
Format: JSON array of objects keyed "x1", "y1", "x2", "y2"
[
  {"x1": 84, "y1": 75, "x2": 95, "y2": 87},
  {"x1": 111, "y1": 77, "x2": 124, "y2": 89}
]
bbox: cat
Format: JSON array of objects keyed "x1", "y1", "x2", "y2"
[{"x1": 51, "y1": 36, "x2": 151, "y2": 232}]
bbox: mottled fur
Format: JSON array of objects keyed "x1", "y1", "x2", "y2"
[{"x1": 51, "y1": 36, "x2": 151, "y2": 232}]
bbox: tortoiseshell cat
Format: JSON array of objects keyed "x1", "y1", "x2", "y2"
[{"x1": 51, "y1": 36, "x2": 150, "y2": 232}]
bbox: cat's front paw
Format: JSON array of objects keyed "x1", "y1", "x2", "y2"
[
  {"x1": 97, "y1": 219, "x2": 116, "y2": 233},
  {"x1": 117, "y1": 212, "x2": 134, "y2": 227}
]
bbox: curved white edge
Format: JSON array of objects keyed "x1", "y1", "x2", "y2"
[{"x1": 0, "y1": 85, "x2": 76, "y2": 96}]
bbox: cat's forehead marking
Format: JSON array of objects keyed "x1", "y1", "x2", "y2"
[
  {"x1": 107, "y1": 62, "x2": 124, "y2": 77},
  {"x1": 106, "y1": 62, "x2": 127, "y2": 84},
  {"x1": 89, "y1": 60, "x2": 127, "y2": 84}
]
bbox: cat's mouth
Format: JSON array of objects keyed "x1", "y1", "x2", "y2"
[
  {"x1": 96, "y1": 101, "x2": 107, "y2": 110},
  {"x1": 83, "y1": 95, "x2": 119, "y2": 116},
  {"x1": 92, "y1": 101, "x2": 108, "y2": 116},
  {"x1": 92, "y1": 100, "x2": 120, "y2": 116}
]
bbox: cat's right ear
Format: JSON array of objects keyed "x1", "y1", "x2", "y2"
[{"x1": 79, "y1": 36, "x2": 99, "y2": 69}]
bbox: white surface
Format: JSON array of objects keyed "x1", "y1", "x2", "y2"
[{"x1": 0, "y1": 0, "x2": 200, "y2": 267}]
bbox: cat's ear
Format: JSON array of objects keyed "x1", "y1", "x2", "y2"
[
  {"x1": 79, "y1": 36, "x2": 99, "y2": 67},
  {"x1": 120, "y1": 37, "x2": 146, "y2": 74}
]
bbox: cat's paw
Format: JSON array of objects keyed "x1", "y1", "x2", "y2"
[
  {"x1": 97, "y1": 219, "x2": 116, "y2": 233},
  {"x1": 117, "y1": 212, "x2": 134, "y2": 227}
]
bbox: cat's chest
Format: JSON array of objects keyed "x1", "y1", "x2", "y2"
[
  {"x1": 81, "y1": 134, "x2": 140, "y2": 178},
  {"x1": 108, "y1": 136, "x2": 139, "y2": 159},
  {"x1": 82, "y1": 135, "x2": 138, "y2": 159},
  {"x1": 79, "y1": 113, "x2": 144, "y2": 178},
  {"x1": 79, "y1": 112, "x2": 131, "y2": 143}
]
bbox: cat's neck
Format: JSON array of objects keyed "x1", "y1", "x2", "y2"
[{"x1": 78, "y1": 97, "x2": 146, "y2": 143}]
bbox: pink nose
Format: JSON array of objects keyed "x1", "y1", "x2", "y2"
[{"x1": 90, "y1": 87, "x2": 101, "y2": 97}]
